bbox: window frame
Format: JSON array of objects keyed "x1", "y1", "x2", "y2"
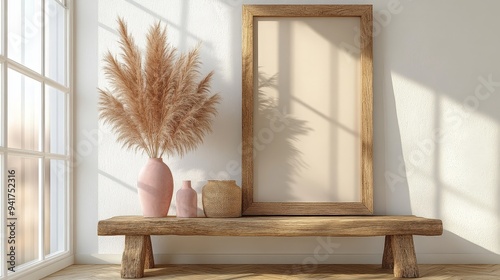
[{"x1": 0, "y1": 0, "x2": 73, "y2": 278}]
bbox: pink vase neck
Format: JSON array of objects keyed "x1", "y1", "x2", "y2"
[{"x1": 182, "y1": 180, "x2": 192, "y2": 189}]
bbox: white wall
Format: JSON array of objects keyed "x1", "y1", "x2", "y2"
[
  {"x1": 75, "y1": 0, "x2": 500, "y2": 264},
  {"x1": 74, "y1": 0, "x2": 99, "y2": 263}
]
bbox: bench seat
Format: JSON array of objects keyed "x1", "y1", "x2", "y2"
[{"x1": 98, "y1": 215, "x2": 443, "y2": 278}]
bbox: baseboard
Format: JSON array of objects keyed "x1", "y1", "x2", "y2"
[
  {"x1": 75, "y1": 253, "x2": 500, "y2": 265},
  {"x1": 7, "y1": 254, "x2": 73, "y2": 280}
]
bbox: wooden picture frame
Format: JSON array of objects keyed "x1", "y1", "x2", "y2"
[{"x1": 242, "y1": 5, "x2": 373, "y2": 215}]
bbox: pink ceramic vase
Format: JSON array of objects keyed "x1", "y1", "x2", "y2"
[
  {"x1": 137, "y1": 158, "x2": 173, "y2": 217},
  {"x1": 176, "y1": 180, "x2": 197, "y2": 218}
]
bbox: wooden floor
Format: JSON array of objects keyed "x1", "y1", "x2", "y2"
[{"x1": 43, "y1": 264, "x2": 500, "y2": 279}]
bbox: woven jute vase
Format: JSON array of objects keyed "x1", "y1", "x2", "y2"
[{"x1": 202, "y1": 180, "x2": 241, "y2": 218}]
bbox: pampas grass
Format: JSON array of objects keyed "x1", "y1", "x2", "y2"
[{"x1": 99, "y1": 18, "x2": 220, "y2": 158}]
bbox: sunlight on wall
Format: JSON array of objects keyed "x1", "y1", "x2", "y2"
[
  {"x1": 391, "y1": 71, "x2": 500, "y2": 254},
  {"x1": 87, "y1": 0, "x2": 500, "y2": 264},
  {"x1": 390, "y1": 72, "x2": 438, "y2": 215},
  {"x1": 438, "y1": 97, "x2": 499, "y2": 253},
  {"x1": 96, "y1": 0, "x2": 242, "y2": 254}
]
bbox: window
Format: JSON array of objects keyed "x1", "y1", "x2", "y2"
[{"x1": 1, "y1": 0, "x2": 72, "y2": 278}]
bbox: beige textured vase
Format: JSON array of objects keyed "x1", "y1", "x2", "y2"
[
  {"x1": 202, "y1": 180, "x2": 241, "y2": 218},
  {"x1": 176, "y1": 180, "x2": 197, "y2": 218},
  {"x1": 137, "y1": 158, "x2": 173, "y2": 217}
]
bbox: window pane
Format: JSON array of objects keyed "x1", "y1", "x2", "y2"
[
  {"x1": 8, "y1": 69, "x2": 42, "y2": 151},
  {"x1": 0, "y1": 64, "x2": 2, "y2": 147},
  {"x1": 44, "y1": 159, "x2": 66, "y2": 256},
  {"x1": 0, "y1": 3, "x2": 2, "y2": 55},
  {"x1": 8, "y1": 0, "x2": 42, "y2": 73},
  {"x1": 45, "y1": 0, "x2": 66, "y2": 84},
  {"x1": 45, "y1": 86, "x2": 66, "y2": 154},
  {"x1": 7, "y1": 156, "x2": 40, "y2": 267},
  {"x1": 1, "y1": 154, "x2": 4, "y2": 277}
]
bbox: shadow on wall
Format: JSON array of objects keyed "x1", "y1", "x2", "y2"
[
  {"x1": 302, "y1": 14, "x2": 412, "y2": 211},
  {"x1": 377, "y1": 65, "x2": 412, "y2": 215},
  {"x1": 123, "y1": 0, "x2": 203, "y2": 51},
  {"x1": 151, "y1": 229, "x2": 499, "y2": 264},
  {"x1": 97, "y1": 0, "x2": 500, "y2": 258},
  {"x1": 415, "y1": 230, "x2": 500, "y2": 262},
  {"x1": 253, "y1": 71, "x2": 311, "y2": 202},
  {"x1": 252, "y1": 17, "x2": 368, "y2": 203},
  {"x1": 97, "y1": 1, "x2": 412, "y2": 213},
  {"x1": 127, "y1": 0, "x2": 243, "y2": 185},
  {"x1": 97, "y1": 0, "x2": 237, "y2": 185},
  {"x1": 377, "y1": 0, "x2": 500, "y2": 254},
  {"x1": 98, "y1": 169, "x2": 135, "y2": 193}
]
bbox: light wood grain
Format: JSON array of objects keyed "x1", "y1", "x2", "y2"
[
  {"x1": 241, "y1": 4, "x2": 254, "y2": 215},
  {"x1": 243, "y1": 5, "x2": 373, "y2": 17},
  {"x1": 243, "y1": 202, "x2": 372, "y2": 216},
  {"x1": 144, "y1": 235, "x2": 154, "y2": 269},
  {"x1": 360, "y1": 6, "x2": 374, "y2": 214},
  {"x1": 392, "y1": 235, "x2": 419, "y2": 278},
  {"x1": 121, "y1": 236, "x2": 147, "y2": 278},
  {"x1": 241, "y1": 4, "x2": 374, "y2": 216},
  {"x1": 43, "y1": 264, "x2": 500, "y2": 280},
  {"x1": 98, "y1": 216, "x2": 443, "y2": 237},
  {"x1": 120, "y1": 236, "x2": 156, "y2": 277},
  {"x1": 382, "y1": 235, "x2": 394, "y2": 269},
  {"x1": 99, "y1": 216, "x2": 441, "y2": 278}
]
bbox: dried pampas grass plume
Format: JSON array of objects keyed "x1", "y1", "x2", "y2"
[{"x1": 99, "y1": 18, "x2": 220, "y2": 158}]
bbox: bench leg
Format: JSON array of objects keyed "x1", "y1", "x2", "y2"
[
  {"x1": 121, "y1": 235, "x2": 154, "y2": 278},
  {"x1": 382, "y1": 235, "x2": 394, "y2": 269},
  {"x1": 391, "y1": 235, "x2": 419, "y2": 278},
  {"x1": 144, "y1": 235, "x2": 155, "y2": 269}
]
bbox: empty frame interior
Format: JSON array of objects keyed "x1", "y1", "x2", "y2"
[{"x1": 242, "y1": 5, "x2": 373, "y2": 215}]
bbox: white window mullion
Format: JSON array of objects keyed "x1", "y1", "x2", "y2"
[
  {"x1": 6, "y1": 59, "x2": 69, "y2": 93},
  {"x1": 1, "y1": 0, "x2": 8, "y2": 277},
  {"x1": 0, "y1": 0, "x2": 73, "y2": 278},
  {"x1": 1, "y1": 0, "x2": 5, "y2": 56},
  {"x1": 41, "y1": 0, "x2": 45, "y2": 80},
  {"x1": 41, "y1": 0, "x2": 46, "y2": 151},
  {"x1": 0, "y1": 148, "x2": 69, "y2": 161},
  {"x1": 39, "y1": 0, "x2": 46, "y2": 262},
  {"x1": 20, "y1": 0, "x2": 25, "y2": 71},
  {"x1": 65, "y1": 0, "x2": 72, "y2": 255},
  {"x1": 64, "y1": 0, "x2": 68, "y2": 87},
  {"x1": 38, "y1": 158, "x2": 45, "y2": 261}
]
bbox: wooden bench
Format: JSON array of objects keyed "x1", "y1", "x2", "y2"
[{"x1": 98, "y1": 215, "x2": 443, "y2": 279}]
